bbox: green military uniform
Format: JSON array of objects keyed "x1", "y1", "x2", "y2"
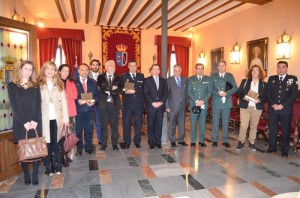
[
  {"x1": 211, "y1": 72, "x2": 238, "y2": 143},
  {"x1": 188, "y1": 75, "x2": 212, "y2": 144}
]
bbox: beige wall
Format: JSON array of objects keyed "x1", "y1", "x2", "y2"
[{"x1": 192, "y1": 0, "x2": 300, "y2": 85}]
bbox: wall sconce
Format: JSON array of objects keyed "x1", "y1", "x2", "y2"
[
  {"x1": 277, "y1": 31, "x2": 291, "y2": 59},
  {"x1": 230, "y1": 42, "x2": 240, "y2": 64},
  {"x1": 197, "y1": 51, "x2": 205, "y2": 64}
]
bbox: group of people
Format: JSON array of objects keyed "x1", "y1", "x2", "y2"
[{"x1": 8, "y1": 58, "x2": 298, "y2": 186}]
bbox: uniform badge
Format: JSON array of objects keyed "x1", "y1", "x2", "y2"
[{"x1": 272, "y1": 80, "x2": 275, "y2": 83}]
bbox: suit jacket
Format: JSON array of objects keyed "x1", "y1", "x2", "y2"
[
  {"x1": 120, "y1": 72, "x2": 145, "y2": 109},
  {"x1": 75, "y1": 77, "x2": 100, "y2": 113},
  {"x1": 211, "y1": 72, "x2": 238, "y2": 109},
  {"x1": 88, "y1": 71, "x2": 101, "y2": 81},
  {"x1": 166, "y1": 76, "x2": 188, "y2": 112},
  {"x1": 144, "y1": 76, "x2": 168, "y2": 111},
  {"x1": 187, "y1": 75, "x2": 212, "y2": 108},
  {"x1": 267, "y1": 74, "x2": 298, "y2": 114},
  {"x1": 97, "y1": 73, "x2": 122, "y2": 109},
  {"x1": 40, "y1": 84, "x2": 69, "y2": 143},
  {"x1": 238, "y1": 78, "x2": 267, "y2": 110}
]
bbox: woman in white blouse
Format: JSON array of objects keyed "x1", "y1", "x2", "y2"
[
  {"x1": 236, "y1": 65, "x2": 267, "y2": 151},
  {"x1": 38, "y1": 61, "x2": 69, "y2": 176}
]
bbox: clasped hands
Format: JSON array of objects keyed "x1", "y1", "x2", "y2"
[
  {"x1": 125, "y1": 89, "x2": 135, "y2": 94},
  {"x1": 78, "y1": 99, "x2": 94, "y2": 106},
  {"x1": 272, "y1": 104, "x2": 284, "y2": 110},
  {"x1": 24, "y1": 121, "x2": 38, "y2": 131},
  {"x1": 152, "y1": 102, "x2": 163, "y2": 108}
]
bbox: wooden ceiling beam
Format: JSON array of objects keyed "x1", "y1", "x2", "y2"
[
  {"x1": 138, "y1": 2, "x2": 162, "y2": 28},
  {"x1": 234, "y1": 0, "x2": 272, "y2": 5},
  {"x1": 169, "y1": 0, "x2": 217, "y2": 29},
  {"x1": 54, "y1": 0, "x2": 66, "y2": 22},
  {"x1": 96, "y1": 0, "x2": 106, "y2": 25},
  {"x1": 174, "y1": 0, "x2": 232, "y2": 31},
  {"x1": 146, "y1": 0, "x2": 186, "y2": 29},
  {"x1": 156, "y1": 0, "x2": 202, "y2": 29},
  {"x1": 107, "y1": 0, "x2": 121, "y2": 25},
  {"x1": 128, "y1": 0, "x2": 153, "y2": 27},
  {"x1": 182, "y1": 2, "x2": 245, "y2": 31},
  {"x1": 117, "y1": 0, "x2": 137, "y2": 26},
  {"x1": 85, "y1": 0, "x2": 90, "y2": 24},
  {"x1": 70, "y1": 0, "x2": 77, "y2": 23}
]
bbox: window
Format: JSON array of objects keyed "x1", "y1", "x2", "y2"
[
  {"x1": 55, "y1": 45, "x2": 66, "y2": 67},
  {"x1": 169, "y1": 51, "x2": 177, "y2": 77}
]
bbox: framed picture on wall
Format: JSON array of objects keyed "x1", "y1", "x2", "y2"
[
  {"x1": 247, "y1": 37, "x2": 268, "y2": 75},
  {"x1": 211, "y1": 47, "x2": 224, "y2": 75}
]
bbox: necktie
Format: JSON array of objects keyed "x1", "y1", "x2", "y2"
[
  {"x1": 279, "y1": 76, "x2": 283, "y2": 82},
  {"x1": 132, "y1": 74, "x2": 136, "y2": 80},
  {"x1": 221, "y1": 75, "x2": 224, "y2": 79},
  {"x1": 176, "y1": 77, "x2": 181, "y2": 91},
  {"x1": 108, "y1": 75, "x2": 112, "y2": 88},
  {"x1": 199, "y1": 76, "x2": 202, "y2": 81},
  {"x1": 82, "y1": 78, "x2": 87, "y2": 93},
  {"x1": 155, "y1": 76, "x2": 159, "y2": 90}
]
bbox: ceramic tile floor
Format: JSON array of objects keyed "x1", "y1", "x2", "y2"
[{"x1": 0, "y1": 123, "x2": 300, "y2": 198}]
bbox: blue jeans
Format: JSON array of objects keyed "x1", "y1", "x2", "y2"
[{"x1": 76, "y1": 111, "x2": 94, "y2": 151}]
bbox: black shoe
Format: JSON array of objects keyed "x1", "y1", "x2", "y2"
[
  {"x1": 86, "y1": 150, "x2": 95, "y2": 154},
  {"x1": 156, "y1": 145, "x2": 162, "y2": 149},
  {"x1": 212, "y1": 142, "x2": 218, "y2": 147},
  {"x1": 190, "y1": 143, "x2": 196, "y2": 147},
  {"x1": 199, "y1": 142, "x2": 207, "y2": 147},
  {"x1": 236, "y1": 141, "x2": 244, "y2": 151},
  {"x1": 76, "y1": 151, "x2": 83, "y2": 156},
  {"x1": 100, "y1": 146, "x2": 106, "y2": 151},
  {"x1": 98, "y1": 141, "x2": 101, "y2": 145},
  {"x1": 56, "y1": 164, "x2": 62, "y2": 175},
  {"x1": 113, "y1": 145, "x2": 119, "y2": 150},
  {"x1": 63, "y1": 156, "x2": 69, "y2": 168},
  {"x1": 178, "y1": 141, "x2": 188, "y2": 146},
  {"x1": 249, "y1": 143, "x2": 256, "y2": 151},
  {"x1": 150, "y1": 145, "x2": 155, "y2": 149},
  {"x1": 266, "y1": 148, "x2": 276, "y2": 153},
  {"x1": 222, "y1": 142, "x2": 231, "y2": 148},
  {"x1": 32, "y1": 181, "x2": 39, "y2": 186},
  {"x1": 66, "y1": 155, "x2": 73, "y2": 163},
  {"x1": 171, "y1": 142, "x2": 177, "y2": 147},
  {"x1": 24, "y1": 176, "x2": 31, "y2": 185},
  {"x1": 281, "y1": 152, "x2": 288, "y2": 158},
  {"x1": 125, "y1": 144, "x2": 130, "y2": 149},
  {"x1": 135, "y1": 144, "x2": 141, "y2": 148},
  {"x1": 45, "y1": 166, "x2": 53, "y2": 177}
]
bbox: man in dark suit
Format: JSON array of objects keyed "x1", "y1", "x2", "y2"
[
  {"x1": 266, "y1": 61, "x2": 298, "y2": 157},
  {"x1": 120, "y1": 60, "x2": 144, "y2": 149},
  {"x1": 97, "y1": 60, "x2": 122, "y2": 151},
  {"x1": 211, "y1": 60, "x2": 238, "y2": 148},
  {"x1": 166, "y1": 64, "x2": 188, "y2": 147},
  {"x1": 88, "y1": 59, "x2": 102, "y2": 145},
  {"x1": 75, "y1": 63, "x2": 100, "y2": 155},
  {"x1": 144, "y1": 64, "x2": 168, "y2": 149}
]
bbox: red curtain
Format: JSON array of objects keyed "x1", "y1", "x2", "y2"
[
  {"x1": 39, "y1": 38, "x2": 58, "y2": 67},
  {"x1": 61, "y1": 38, "x2": 82, "y2": 75},
  {"x1": 174, "y1": 44, "x2": 189, "y2": 78},
  {"x1": 157, "y1": 44, "x2": 172, "y2": 76}
]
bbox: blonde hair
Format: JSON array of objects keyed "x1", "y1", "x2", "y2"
[
  {"x1": 15, "y1": 60, "x2": 38, "y2": 88},
  {"x1": 38, "y1": 61, "x2": 64, "y2": 91}
]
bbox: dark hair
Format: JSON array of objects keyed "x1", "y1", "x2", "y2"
[
  {"x1": 277, "y1": 61, "x2": 288, "y2": 67},
  {"x1": 128, "y1": 60, "x2": 137, "y2": 64},
  {"x1": 195, "y1": 63, "x2": 204, "y2": 68},
  {"x1": 90, "y1": 59, "x2": 101, "y2": 66},
  {"x1": 150, "y1": 64, "x2": 160, "y2": 70},
  {"x1": 246, "y1": 65, "x2": 266, "y2": 80},
  {"x1": 173, "y1": 64, "x2": 181, "y2": 68},
  {"x1": 78, "y1": 63, "x2": 89, "y2": 69},
  {"x1": 58, "y1": 64, "x2": 74, "y2": 81},
  {"x1": 218, "y1": 60, "x2": 226, "y2": 65}
]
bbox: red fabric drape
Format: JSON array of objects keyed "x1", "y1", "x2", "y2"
[
  {"x1": 174, "y1": 44, "x2": 189, "y2": 78},
  {"x1": 61, "y1": 38, "x2": 82, "y2": 75},
  {"x1": 37, "y1": 28, "x2": 85, "y2": 41},
  {"x1": 39, "y1": 38, "x2": 58, "y2": 67},
  {"x1": 157, "y1": 44, "x2": 172, "y2": 76}
]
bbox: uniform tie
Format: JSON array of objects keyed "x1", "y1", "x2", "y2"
[
  {"x1": 279, "y1": 76, "x2": 283, "y2": 82},
  {"x1": 132, "y1": 74, "x2": 136, "y2": 80}
]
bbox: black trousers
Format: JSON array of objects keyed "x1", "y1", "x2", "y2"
[
  {"x1": 122, "y1": 106, "x2": 143, "y2": 145},
  {"x1": 268, "y1": 113, "x2": 292, "y2": 153},
  {"x1": 21, "y1": 161, "x2": 39, "y2": 182},
  {"x1": 44, "y1": 120, "x2": 63, "y2": 167},
  {"x1": 147, "y1": 108, "x2": 164, "y2": 146}
]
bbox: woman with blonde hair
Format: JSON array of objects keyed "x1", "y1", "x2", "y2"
[
  {"x1": 38, "y1": 61, "x2": 69, "y2": 176},
  {"x1": 236, "y1": 65, "x2": 267, "y2": 151},
  {"x1": 8, "y1": 60, "x2": 42, "y2": 185}
]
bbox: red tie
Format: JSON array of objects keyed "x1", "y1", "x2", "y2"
[{"x1": 82, "y1": 78, "x2": 87, "y2": 93}]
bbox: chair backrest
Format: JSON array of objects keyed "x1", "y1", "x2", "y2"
[{"x1": 292, "y1": 100, "x2": 300, "y2": 119}]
